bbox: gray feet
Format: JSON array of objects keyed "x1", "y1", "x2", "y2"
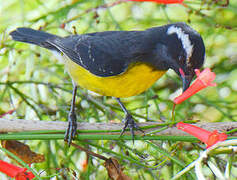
[
  {"x1": 64, "y1": 84, "x2": 78, "y2": 146},
  {"x1": 120, "y1": 112, "x2": 145, "y2": 142},
  {"x1": 64, "y1": 110, "x2": 77, "y2": 145}
]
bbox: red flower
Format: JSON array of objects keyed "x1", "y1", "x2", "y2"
[
  {"x1": 174, "y1": 68, "x2": 216, "y2": 104},
  {"x1": 176, "y1": 122, "x2": 227, "y2": 148},
  {"x1": 0, "y1": 160, "x2": 35, "y2": 180}
]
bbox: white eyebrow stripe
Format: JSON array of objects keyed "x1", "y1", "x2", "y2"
[{"x1": 167, "y1": 26, "x2": 193, "y2": 64}]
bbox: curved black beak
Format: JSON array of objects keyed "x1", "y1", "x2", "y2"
[
  {"x1": 178, "y1": 68, "x2": 194, "y2": 92},
  {"x1": 181, "y1": 75, "x2": 193, "y2": 92}
]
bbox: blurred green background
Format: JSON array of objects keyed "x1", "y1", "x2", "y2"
[{"x1": 0, "y1": 0, "x2": 236, "y2": 179}]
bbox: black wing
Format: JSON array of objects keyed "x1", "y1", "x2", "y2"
[{"x1": 47, "y1": 30, "x2": 151, "y2": 77}]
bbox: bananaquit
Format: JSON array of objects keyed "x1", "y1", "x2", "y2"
[{"x1": 10, "y1": 22, "x2": 205, "y2": 144}]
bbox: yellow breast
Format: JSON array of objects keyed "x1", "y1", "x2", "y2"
[{"x1": 64, "y1": 57, "x2": 166, "y2": 98}]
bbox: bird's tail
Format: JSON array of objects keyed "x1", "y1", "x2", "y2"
[{"x1": 10, "y1": 27, "x2": 60, "y2": 51}]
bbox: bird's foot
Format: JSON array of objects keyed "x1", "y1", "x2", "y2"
[
  {"x1": 64, "y1": 111, "x2": 77, "y2": 146},
  {"x1": 120, "y1": 113, "x2": 145, "y2": 142}
]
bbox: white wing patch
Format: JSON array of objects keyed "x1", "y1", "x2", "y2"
[{"x1": 167, "y1": 26, "x2": 193, "y2": 64}]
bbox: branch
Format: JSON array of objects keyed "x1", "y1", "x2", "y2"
[{"x1": 0, "y1": 118, "x2": 236, "y2": 136}]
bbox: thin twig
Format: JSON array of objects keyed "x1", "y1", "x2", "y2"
[
  {"x1": 63, "y1": 0, "x2": 128, "y2": 24},
  {"x1": 0, "y1": 118, "x2": 236, "y2": 136},
  {"x1": 71, "y1": 142, "x2": 108, "y2": 161}
]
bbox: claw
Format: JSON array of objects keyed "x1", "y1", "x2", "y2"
[
  {"x1": 64, "y1": 111, "x2": 77, "y2": 146},
  {"x1": 64, "y1": 84, "x2": 78, "y2": 146},
  {"x1": 120, "y1": 113, "x2": 145, "y2": 143},
  {"x1": 115, "y1": 98, "x2": 145, "y2": 142}
]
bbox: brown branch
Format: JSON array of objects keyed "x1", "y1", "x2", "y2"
[{"x1": 0, "y1": 118, "x2": 236, "y2": 136}]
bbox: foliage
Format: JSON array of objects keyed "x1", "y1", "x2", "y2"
[{"x1": 0, "y1": 0, "x2": 236, "y2": 179}]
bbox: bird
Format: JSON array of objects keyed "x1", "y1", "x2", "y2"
[{"x1": 10, "y1": 22, "x2": 205, "y2": 145}]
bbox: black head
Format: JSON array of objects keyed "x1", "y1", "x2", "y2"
[{"x1": 148, "y1": 22, "x2": 205, "y2": 92}]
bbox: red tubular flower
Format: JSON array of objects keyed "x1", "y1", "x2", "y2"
[
  {"x1": 174, "y1": 68, "x2": 217, "y2": 104},
  {"x1": 0, "y1": 160, "x2": 35, "y2": 180},
  {"x1": 15, "y1": 171, "x2": 35, "y2": 180},
  {"x1": 176, "y1": 122, "x2": 228, "y2": 148},
  {"x1": 128, "y1": 0, "x2": 184, "y2": 4}
]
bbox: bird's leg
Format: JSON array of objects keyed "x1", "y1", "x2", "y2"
[
  {"x1": 115, "y1": 98, "x2": 144, "y2": 142},
  {"x1": 64, "y1": 83, "x2": 78, "y2": 145}
]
